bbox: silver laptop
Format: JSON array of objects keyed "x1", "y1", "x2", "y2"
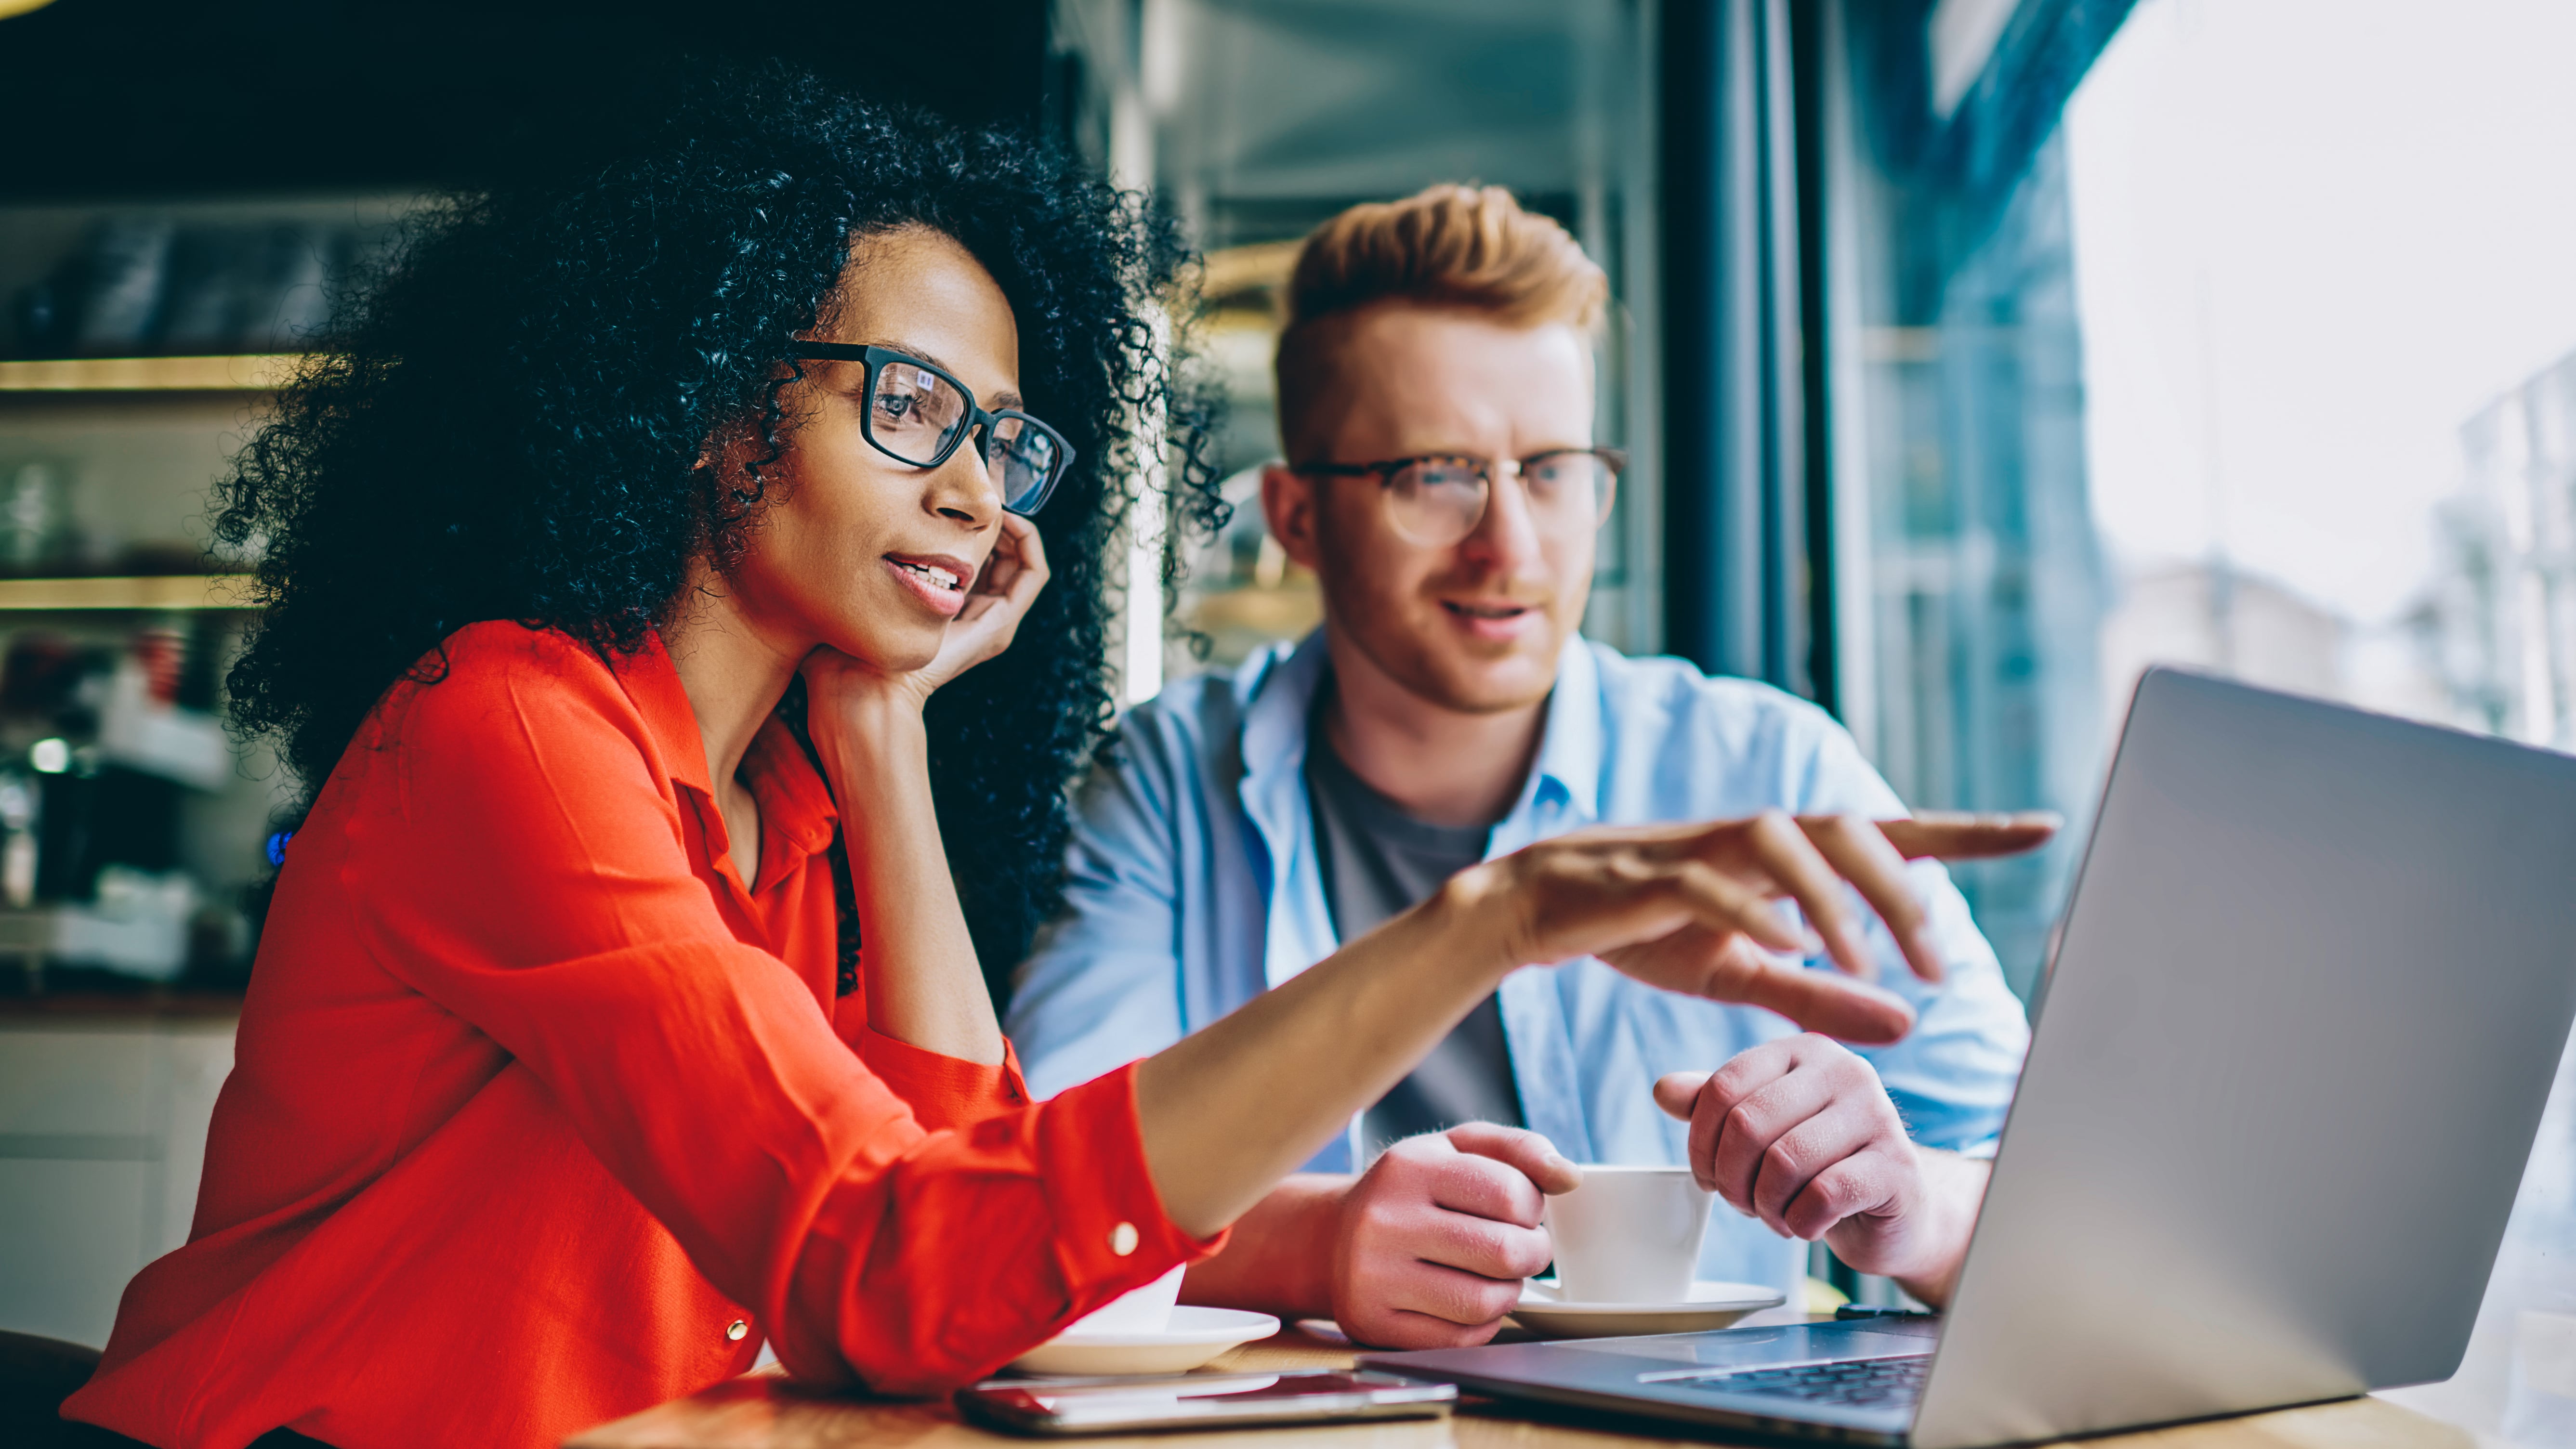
[{"x1": 1363, "y1": 667, "x2": 2576, "y2": 1447}]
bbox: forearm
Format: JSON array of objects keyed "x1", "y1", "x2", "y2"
[
  {"x1": 811, "y1": 700, "x2": 1005, "y2": 1065},
  {"x1": 1890, "y1": 1151, "x2": 1989, "y2": 1308},
  {"x1": 1135, "y1": 872, "x2": 1516, "y2": 1237},
  {"x1": 1178, "y1": 1175, "x2": 1347, "y2": 1317}
]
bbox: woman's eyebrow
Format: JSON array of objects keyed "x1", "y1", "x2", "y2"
[{"x1": 859, "y1": 338, "x2": 1024, "y2": 411}]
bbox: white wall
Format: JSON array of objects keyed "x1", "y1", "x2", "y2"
[{"x1": 0, "y1": 1015, "x2": 234, "y2": 1347}]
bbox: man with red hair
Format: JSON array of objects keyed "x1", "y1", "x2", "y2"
[{"x1": 1010, "y1": 185, "x2": 2029, "y2": 1347}]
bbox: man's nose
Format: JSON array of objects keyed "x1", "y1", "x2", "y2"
[{"x1": 1457, "y1": 464, "x2": 1545, "y2": 574}]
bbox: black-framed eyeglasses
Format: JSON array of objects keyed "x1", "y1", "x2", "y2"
[
  {"x1": 1293, "y1": 447, "x2": 1625, "y2": 548},
  {"x1": 785, "y1": 343, "x2": 1074, "y2": 516}
]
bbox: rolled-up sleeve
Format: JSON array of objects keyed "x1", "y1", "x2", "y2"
[
  {"x1": 341, "y1": 659, "x2": 1218, "y2": 1394},
  {"x1": 852, "y1": 1025, "x2": 1033, "y2": 1131}
]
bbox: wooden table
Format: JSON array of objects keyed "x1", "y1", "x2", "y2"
[{"x1": 565, "y1": 1326, "x2": 2472, "y2": 1449}]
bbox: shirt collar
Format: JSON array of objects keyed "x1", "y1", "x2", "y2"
[
  {"x1": 1529, "y1": 634, "x2": 1604, "y2": 824},
  {"x1": 612, "y1": 630, "x2": 714, "y2": 798},
  {"x1": 739, "y1": 716, "x2": 840, "y2": 861},
  {"x1": 1238, "y1": 629, "x2": 1335, "y2": 797},
  {"x1": 1238, "y1": 627, "x2": 1605, "y2": 827},
  {"x1": 611, "y1": 632, "x2": 839, "y2": 865}
]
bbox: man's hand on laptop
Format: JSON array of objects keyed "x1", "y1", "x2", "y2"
[
  {"x1": 1328, "y1": 1123, "x2": 1581, "y2": 1348},
  {"x1": 1457, "y1": 809, "x2": 2056, "y2": 1046},
  {"x1": 1655, "y1": 1036, "x2": 1986, "y2": 1308}
]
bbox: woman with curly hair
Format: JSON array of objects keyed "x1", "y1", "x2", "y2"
[{"x1": 62, "y1": 66, "x2": 2033, "y2": 1449}]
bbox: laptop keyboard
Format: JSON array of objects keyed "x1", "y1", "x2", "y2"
[{"x1": 1682, "y1": 1354, "x2": 1932, "y2": 1409}]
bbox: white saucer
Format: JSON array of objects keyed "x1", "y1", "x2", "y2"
[
  {"x1": 1009, "y1": 1306, "x2": 1282, "y2": 1376},
  {"x1": 1508, "y1": 1280, "x2": 1786, "y2": 1339}
]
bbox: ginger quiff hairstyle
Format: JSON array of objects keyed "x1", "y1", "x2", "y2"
[{"x1": 1274, "y1": 183, "x2": 1608, "y2": 461}]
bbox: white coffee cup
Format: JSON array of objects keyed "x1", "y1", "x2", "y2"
[
  {"x1": 1064, "y1": 1264, "x2": 1185, "y2": 1334},
  {"x1": 1543, "y1": 1165, "x2": 1714, "y2": 1303}
]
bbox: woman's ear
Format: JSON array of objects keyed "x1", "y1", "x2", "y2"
[
  {"x1": 694, "y1": 413, "x2": 743, "y2": 480},
  {"x1": 1260, "y1": 462, "x2": 1323, "y2": 572},
  {"x1": 695, "y1": 413, "x2": 775, "y2": 504},
  {"x1": 697, "y1": 355, "x2": 822, "y2": 483}
]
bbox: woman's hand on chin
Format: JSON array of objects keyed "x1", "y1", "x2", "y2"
[{"x1": 806, "y1": 513, "x2": 1052, "y2": 721}]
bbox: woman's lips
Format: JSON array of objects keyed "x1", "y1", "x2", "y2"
[{"x1": 883, "y1": 554, "x2": 970, "y2": 617}]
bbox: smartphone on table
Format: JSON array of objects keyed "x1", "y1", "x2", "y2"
[{"x1": 956, "y1": 1369, "x2": 1455, "y2": 1436}]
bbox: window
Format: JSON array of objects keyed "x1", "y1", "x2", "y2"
[
  {"x1": 1817, "y1": 0, "x2": 2127, "y2": 1003},
  {"x1": 1828, "y1": 1, "x2": 2576, "y2": 1435}
]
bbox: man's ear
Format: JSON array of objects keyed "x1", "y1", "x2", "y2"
[{"x1": 1260, "y1": 462, "x2": 1325, "y2": 573}]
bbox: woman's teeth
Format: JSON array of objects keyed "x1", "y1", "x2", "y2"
[{"x1": 894, "y1": 560, "x2": 963, "y2": 591}]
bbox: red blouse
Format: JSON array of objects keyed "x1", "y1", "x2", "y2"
[{"x1": 64, "y1": 623, "x2": 1213, "y2": 1449}]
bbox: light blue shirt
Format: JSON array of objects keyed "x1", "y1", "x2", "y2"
[{"x1": 1007, "y1": 632, "x2": 2029, "y2": 1296}]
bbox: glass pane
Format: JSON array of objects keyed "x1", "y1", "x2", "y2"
[
  {"x1": 2070, "y1": 6, "x2": 2576, "y2": 1440},
  {"x1": 1827, "y1": 13, "x2": 2108, "y2": 1006},
  {"x1": 1833, "y1": 0, "x2": 2576, "y2": 1436}
]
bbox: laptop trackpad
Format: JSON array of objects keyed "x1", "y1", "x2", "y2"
[{"x1": 1565, "y1": 1323, "x2": 1933, "y2": 1373}]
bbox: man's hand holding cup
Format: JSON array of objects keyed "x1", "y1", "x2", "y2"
[{"x1": 1329, "y1": 1124, "x2": 1580, "y2": 1348}]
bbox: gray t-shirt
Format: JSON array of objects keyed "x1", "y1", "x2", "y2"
[{"x1": 1304, "y1": 721, "x2": 1525, "y2": 1158}]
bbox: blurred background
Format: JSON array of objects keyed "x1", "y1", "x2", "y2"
[{"x1": 3, "y1": 0, "x2": 2573, "y2": 1440}]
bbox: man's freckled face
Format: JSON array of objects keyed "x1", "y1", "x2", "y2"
[
  {"x1": 714, "y1": 226, "x2": 1022, "y2": 672},
  {"x1": 1302, "y1": 306, "x2": 1598, "y2": 715}
]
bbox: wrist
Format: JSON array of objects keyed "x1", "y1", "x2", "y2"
[
  {"x1": 1887, "y1": 1149, "x2": 1985, "y2": 1308},
  {"x1": 1426, "y1": 860, "x2": 1530, "y2": 986},
  {"x1": 1182, "y1": 1175, "x2": 1348, "y2": 1318},
  {"x1": 809, "y1": 689, "x2": 929, "y2": 772},
  {"x1": 1317, "y1": 1177, "x2": 1365, "y2": 1319}
]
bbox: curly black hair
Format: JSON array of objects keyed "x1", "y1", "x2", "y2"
[{"x1": 217, "y1": 65, "x2": 1222, "y2": 1000}]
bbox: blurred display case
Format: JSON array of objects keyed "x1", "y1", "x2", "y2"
[
  {"x1": 1, "y1": 194, "x2": 412, "y2": 362},
  {"x1": 0, "y1": 192, "x2": 417, "y2": 995}
]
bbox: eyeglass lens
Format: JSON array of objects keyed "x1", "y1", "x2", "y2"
[
  {"x1": 986, "y1": 415, "x2": 1062, "y2": 509},
  {"x1": 869, "y1": 361, "x2": 971, "y2": 465},
  {"x1": 870, "y1": 360, "x2": 1059, "y2": 509},
  {"x1": 1387, "y1": 454, "x2": 1617, "y2": 547}
]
